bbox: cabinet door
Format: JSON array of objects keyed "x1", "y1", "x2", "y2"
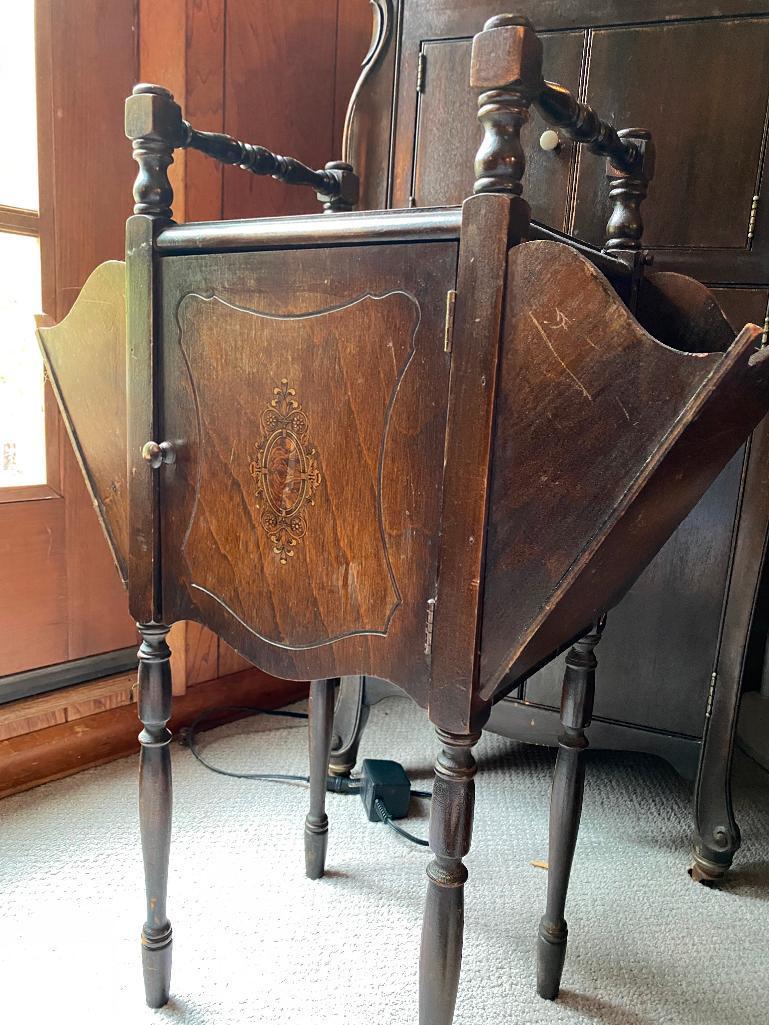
[
  {"x1": 410, "y1": 32, "x2": 584, "y2": 230},
  {"x1": 571, "y1": 17, "x2": 769, "y2": 282},
  {"x1": 158, "y1": 240, "x2": 457, "y2": 702},
  {"x1": 523, "y1": 287, "x2": 769, "y2": 736}
]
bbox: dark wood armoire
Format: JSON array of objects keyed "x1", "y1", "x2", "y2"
[{"x1": 341, "y1": 0, "x2": 769, "y2": 881}]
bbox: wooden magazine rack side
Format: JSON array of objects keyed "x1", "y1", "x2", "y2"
[
  {"x1": 35, "y1": 260, "x2": 128, "y2": 583},
  {"x1": 480, "y1": 238, "x2": 769, "y2": 698}
]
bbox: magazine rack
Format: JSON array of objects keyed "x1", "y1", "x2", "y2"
[{"x1": 37, "y1": 15, "x2": 769, "y2": 1025}]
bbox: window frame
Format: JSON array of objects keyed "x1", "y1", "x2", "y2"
[{"x1": 0, "y1": 8, "x2": 61, "y2": 506}]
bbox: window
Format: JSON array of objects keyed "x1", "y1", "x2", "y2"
[{"x1": 0, "y1": 2, "x2": 46, "y2": 492}]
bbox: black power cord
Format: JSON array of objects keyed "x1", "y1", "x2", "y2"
[
  {"x1": 179, "y1": 705, "x2": 430, "y2": 846},
  {"x1": 181, "y1": 705, "x2": 311, "y2": 784},
  {"x1": 374, "y1": 797, "x2": 430, "y2": 847}
]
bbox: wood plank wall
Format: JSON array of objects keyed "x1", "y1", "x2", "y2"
[{"x1": 0, "y1": 0, "x2": 372, "y2": 791}]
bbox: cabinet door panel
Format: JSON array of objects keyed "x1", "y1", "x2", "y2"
[
  {"x1": 571, "y1": 18, "x2": 769, "y2": 254},
  {"x1": 412, "y1": 32, "x2": 584, "y2": 230},
  {"x1": 159, "y1": 241, "x2": 456, "y2": 700},
  {"x1": 711, "y1": 287, "x2": 768, "y2": 334}
]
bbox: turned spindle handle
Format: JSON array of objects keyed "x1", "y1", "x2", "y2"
[
  {"x1": 182, "y1": 124, "x2": 358, "y2": 210},
  {"x1": 470, "y1": 16, "x2": 654, "y2": 249},
  {"x1": 125, "y1": 84, "x2": 358, "y2": 218},
  {"x1": 534, "y1": 79, "x2": 641, "y2": 174}
]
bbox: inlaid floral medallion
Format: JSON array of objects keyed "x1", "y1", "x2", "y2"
[{"x1": 249, "y1": 379, "x2": 322, "y2": 563}]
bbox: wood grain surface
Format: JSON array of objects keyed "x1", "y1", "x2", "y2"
[
  {"x1": 481, "y1": 240, "x2": 768, "y2": 695},
  {"x1": 36, "y1": 261, "x2": 129, "y2": 582},
  {"x1": 159, "y1": 239, "x2": 457, "y2": 698}
]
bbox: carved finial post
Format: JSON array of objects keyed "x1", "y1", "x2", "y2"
[
  {"x1": 125, "y1": 84, "x2": 186, "y2": 220},
  {"x1": 469, "y1": 15, "x2": 544, "y2": 195},
  {"x1": 319, "y1": 160, "x2": 359, "y2": 213},
  {"x1": 605, "y1": 128, "x2": 655, "y2": 250}
]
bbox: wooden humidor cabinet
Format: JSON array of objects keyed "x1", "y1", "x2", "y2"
[{"x1": 34, "y1": 11, "x2": 769, "y2": 1022}]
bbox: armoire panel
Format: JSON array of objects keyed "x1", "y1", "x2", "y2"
[
  {"x1": 412, "y1": 31, "x2": 584, "y2": 230},
  {"x1": 571, "y1": 18, "x2": 769, "y2": 259}
]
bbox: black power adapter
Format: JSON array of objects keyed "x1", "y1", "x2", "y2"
[
  {"x1": 359, "y1": 758, "x2": 412, "y2": 821},
  {"x1": 182, "y1": 704, "x2": 431, "y2": 847},
  {"x1": 359, "y1": 758, "x2": 430, "y2": 847}
]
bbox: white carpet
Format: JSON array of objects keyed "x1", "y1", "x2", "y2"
[{"x1": 1, "y1": 695, "x2": 768, "y2": 1025}]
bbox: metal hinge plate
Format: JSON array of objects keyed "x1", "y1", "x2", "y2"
[
  {"x1": 705, "y1": 671, "x2": 718, "y2": 719},
  {"x1": 417, "y1": 51, "x2": 427, "y2": 93},
  {"x1": 748, "y1": 194, "x2": 759, "y2": 242},
  {"x1": 444, "y1": 289, "x2": 457, "y2": 353},
  {"x1": 424, "y1": 597, "x2": 436, "y2": 656}
]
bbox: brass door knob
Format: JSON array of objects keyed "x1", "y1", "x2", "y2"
[{"x1": 142, "y1": 440, "x2": 176, "y2": 468}]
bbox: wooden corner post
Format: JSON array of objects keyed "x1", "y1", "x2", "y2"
[
  {"x1": 124, "y1": 83, "x2": 185, "y2": 624},
  {"x1": 124, "y1": 83, "x2": 183, "y2": 1009},
  {"x1": 605, "y1": 128, "x2": 656, "y2": 251},
  {"x1": 418, "y1": 16, "x2": 539, "y2": 1025}
]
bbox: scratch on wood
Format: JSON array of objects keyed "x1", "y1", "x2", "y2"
[
  {"x1": 615, "y1": 397, "x2": 631, "y2": 422},
  {"x1": 552, "y1": 308, "x2": 571, "y2": 330},
  {"x1": 528, "y1": 312, "x2": 592, "y2": 401}
]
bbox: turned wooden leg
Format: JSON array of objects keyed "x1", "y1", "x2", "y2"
[
  {"x1": 137, "y1": 623, "x2": 174, "y2": 1008},
  {"x1": 538, "y1": 618, "x2": 604, "y2": 1001},
  {"x1": 328, "y1": 675, "x2": 369, "y2": 777},
  {"x1": 419, "y1": 729, "x2": 480, "y2": 1025},
  {"x1": 305, "y1": 678, "x2": 336, "y2": 879}
]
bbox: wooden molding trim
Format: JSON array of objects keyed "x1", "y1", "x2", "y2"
[
  {"x1": 0, "y1": 668, "x2": 308, "y2": 800},
  {"x1": 0, "y1": 670, "x2": 136, "y2": 741}
]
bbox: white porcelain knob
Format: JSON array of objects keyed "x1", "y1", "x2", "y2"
[{"x1": 539, "y1": 129, "x2": 560, "y2": 152}]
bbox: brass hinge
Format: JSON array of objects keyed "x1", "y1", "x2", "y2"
[
  {"x1": 444, "y1": 289, "x2": 457, "y2": 353},
  {"x1": 748, "y1": 194, "x2": 760, "y2": 242},
  {"x1": 424, "y1": 597, "x2": 436, "y2": 656},
  {"x1": 705, "y1": 671, "x2": 718, "y2": 719},
  {"x1": 417, "y1": 51, "x2": 427, "y2": 93}
]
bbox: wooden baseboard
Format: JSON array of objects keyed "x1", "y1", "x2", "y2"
[{"x1": 0, "y1": 668, "x2": 308, "y2": 801}]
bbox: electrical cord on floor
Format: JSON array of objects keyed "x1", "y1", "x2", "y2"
[
  {"x1": 374, "y1": 797, "x2": 430, "y2": 847},
  {"x1": 180, "y1": 705, "x2": 312, "y2": 785},
  {"x1": 179, "y1": 704, "x2": 431, "y2": 846}
]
